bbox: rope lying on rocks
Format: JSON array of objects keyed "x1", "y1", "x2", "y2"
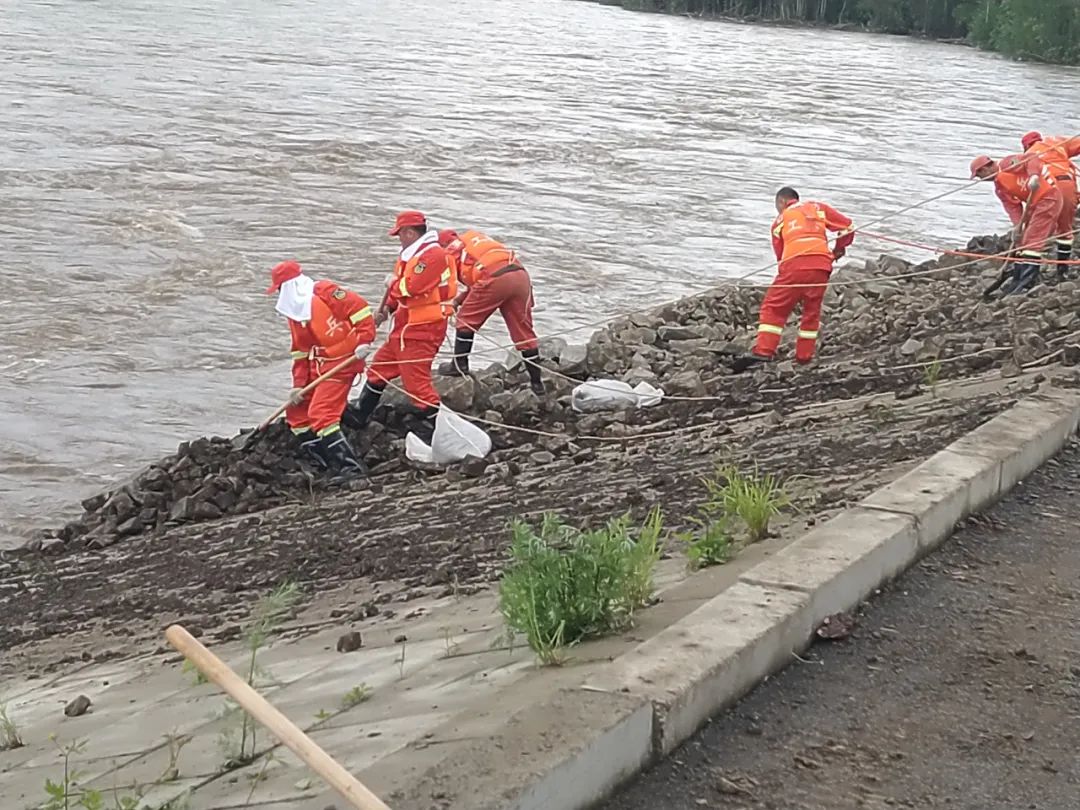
[
  {"x1": 377, "y1": 345, "x2": 1060, "y2": 449},
  {"x1": 860, "y1": 229, "x2": 1080, "y2": 265},
  {"x1": 361, "y1": 191, "x2": 1077, "y2": 371}
]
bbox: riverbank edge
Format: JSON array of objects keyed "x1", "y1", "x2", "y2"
[
  {"x1": 386, "y1": 389, "x2": 1080, "y2": 810},
  {"x1": 576, "y1": 0, "x2": 984, "y2": 53}
]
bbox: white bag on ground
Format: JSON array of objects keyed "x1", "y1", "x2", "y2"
[
  {"x1": 404, "y1": 406, "x2": 492, "y2": 466},
  {"x1": 571, "y1": 379, "x2": 665, "y2": 413}
]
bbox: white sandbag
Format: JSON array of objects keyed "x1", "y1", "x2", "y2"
[
  {"x1": 431, "y1": 406, "x2": 492, "y2": 465},
  {"x1": 405, "y1": 406, "x2": 492, "y2": 466},
  {"x1": 571, "y1": 379, "x2": 665, "y2": 413},
  {"x1": 404, "y1": 431, "x2": 434, "y2": 464}
]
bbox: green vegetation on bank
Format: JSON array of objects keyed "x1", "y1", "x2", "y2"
[{"x1": 608, "y1": 1, "x2": 1080, "y2": 65}]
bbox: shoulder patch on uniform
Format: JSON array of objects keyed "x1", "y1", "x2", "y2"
[
  {"x1": 332, "y1": 289, "x2": 346, "y2": 300},
  {"x1": 414, "y1": 262, "x2": 426, "y2": 274}
]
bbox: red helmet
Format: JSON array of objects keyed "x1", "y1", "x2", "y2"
[
  {"x1": 388, "y1": 210, "x2": 427, "y2": 236},
  {"x1": 266, "y1": 260, "x2": 302, "y2": 294},
  {"x1": 1021, "y1": 131, "x2": 1043, "y2": 151},
  {"x1": 969, "y1": 155, "x2": 994, "y2": 178}
]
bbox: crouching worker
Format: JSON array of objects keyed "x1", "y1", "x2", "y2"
[
  {"x1": 436, "y1": 228, "x2": 545, "y2": 395},
  {"x1": 267, "y1": 260, "x2": 376, "y2": 476}
]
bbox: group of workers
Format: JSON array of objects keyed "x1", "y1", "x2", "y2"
[
  {"x1": 266, "y1": 211, "x2": 543, "y2": 476},
  {"x1": 267, "y1": 130, "x2": 1080, "y2": 477}
]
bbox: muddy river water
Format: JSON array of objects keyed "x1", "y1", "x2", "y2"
[{"x1": 2, "y1": 0, "x2": 1078, "y2": 546}]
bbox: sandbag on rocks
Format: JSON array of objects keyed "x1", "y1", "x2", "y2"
[
  {"x1": 571, "y1": 379, "x2": 665, "y2": 413},
  {"x1": 405, "y1": 407, "x2": 493, "y2": 466}
]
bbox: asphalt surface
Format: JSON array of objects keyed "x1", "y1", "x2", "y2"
[{"x1": 603, "y1": 442, "x2": 1080, "y2": 810}]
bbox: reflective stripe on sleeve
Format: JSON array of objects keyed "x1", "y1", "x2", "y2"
[
  {"x1": 350, "y1": 306, "x2": 373, "y2": 324},
  {"x1": 397, "y1": 276, "x2": 410, "y2": 297},
  {"x1": 290, "y1": 350, "x2": 309, "y2": 360}
]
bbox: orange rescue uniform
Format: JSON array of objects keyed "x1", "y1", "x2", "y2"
[
  {"x1": 441, "y1": 229, "x2": 539, "y2": 351},
  {"x1": 995, "y1": 154, "x2": 1064, "y2": 263},
  {"x1": 286, "y1": 281, "x2": 376, "y2": 436},
  {"x1": 366, "y1": 230, "x2": 456, "y2": 408},
  {"x1": 752, "y1": 200, "x2": 854, "y2": 364},
  {"x1": 1025, "y1": 138, "x2": 1079, "y2": 258}
]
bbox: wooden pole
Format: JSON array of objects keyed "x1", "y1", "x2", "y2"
[{"x1": 165, "y1": 625, "x2": 391, "y2": 810}]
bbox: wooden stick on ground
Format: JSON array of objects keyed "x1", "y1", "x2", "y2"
[{"x1": 165, "y1": 625, "x2": 391, "y2": 810}]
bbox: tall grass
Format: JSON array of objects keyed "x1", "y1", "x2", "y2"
[{"x1": 498, "y1": 509, "x2": 663, "y2": 664}]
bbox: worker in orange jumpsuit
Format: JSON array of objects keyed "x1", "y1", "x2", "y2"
[
  {"x1": 971, "y1": 153, "x2": 1064, "y2": 294},
  {"x1": 435, "y1": 228, "x2": 545, "y2": 395},
  {"x1": 1021, "y1": 131, "x2": 1079, "y2": 270},
  {"x1": 346, "y1": 211, "x2": 455, "y2": 441},
  {"x1": 732, "y1": 187, "x2": 854, "y2": 373},
  {"x1": 267, "y1": 260, "x2": 376, "y2": 476}
]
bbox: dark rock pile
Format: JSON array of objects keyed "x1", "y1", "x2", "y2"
[{"x1": 30, "y1": 234, "x2": 1080, "y2": 554}]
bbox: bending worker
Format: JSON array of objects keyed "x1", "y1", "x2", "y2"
[
  {"x1": 267, "y1": 260, "x2": 375, "y2": 476},
  {"x1": 971, "y1": 153, "x2": 1063, "y2": 294},
  {"x1": 437, "y1": 228, "x2": 545, "y2": 395},
  {"x1": 733, "y1": 187, "x2": 853, "y2": 373},
  {"x1": 1020, "y1": 131, "x2": 1079, "y2": 269},
  {"x1": 347, "y1": 211, "x2": 455, "y2": 441}
]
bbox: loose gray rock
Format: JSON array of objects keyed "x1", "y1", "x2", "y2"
[
  {"x1": 336, "y1": 631, "x2": 363, "y2": 653},
  {"x1": 64, "y1": 695, "x2": 92, "y2": 717},
  {"x1": 900, "y1": 338, "x2": 924, "y2": 356}
]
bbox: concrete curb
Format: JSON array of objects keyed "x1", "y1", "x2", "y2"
[{"x1": 393, "y1": 390, "x2": 1080, "y2": 810}]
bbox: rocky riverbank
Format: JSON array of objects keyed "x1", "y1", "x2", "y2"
[{"x1": 3, "y1": 236, "x2": 1080, "y2": 675}]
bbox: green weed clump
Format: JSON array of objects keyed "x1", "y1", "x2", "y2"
[
  {"x1": 498, "y1": 509, "x2": 663, "y2": 664},
  {"x1": 708, "y1": 464, "x2": 789, "y2": 544}
]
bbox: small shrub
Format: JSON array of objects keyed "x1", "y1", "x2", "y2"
[
  {"x1": 683, "y1": 517, "x2": 735, "y2": 569},
  {"x1": 708, "y1": 464, "x2": 789, "y2": 543},
  {"x1": 340, "y1": 684, "x2": 373, "y2": 709},
  {"x1": 498, "y1": 509, "x2": 664, "y2": 664},
  {"x1": 0, "y1": 703, "x2": 23, "y2": 750},
  {"x1": 923, "y1": 357, "x2": 942, "y2": 395}
]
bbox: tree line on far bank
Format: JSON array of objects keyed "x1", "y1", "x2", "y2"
[{"x1": 614, "y1": 0, "x2": 1080, "y2": 65}]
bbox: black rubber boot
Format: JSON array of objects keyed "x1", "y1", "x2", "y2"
[
  {"x1": 321, "y1": 431, "x2": 368, "y2": 478},
  {"x1": 998, "y1": 263, "x2": 1025, "y2": 296},
  {"x1": 521, "y1": 347, "x2": 546, "y2": 395},
  {"x1": 301, "y1": 435, "x2": 331, "y2": 470},
  {"x1": 410, "y1": 406, "x2": 440, "y2": 445},
  {"x1": 342, "y1": 381, "x2": 385, "y2": 430},
  {"x1": 1007, "y1": 263, "x2": 1040, "y2": 295},
  {"x1": 731, "y1": 353, "x2": 770, "y2": 374},
  {"x1": 1057, "y1": 245, "x2": 1073, "y2": 280},
  {"x1": 438, "y1": 332, "x2": 474, "y2": 377}
]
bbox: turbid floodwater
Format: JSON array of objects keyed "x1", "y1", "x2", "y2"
[{"x1": 3, "y1": 0, "x2": 1079, "y2": 545}]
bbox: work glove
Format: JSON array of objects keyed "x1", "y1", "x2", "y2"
[
  {"x1": 375, "y1": 309, "x2": 388, "y2": 327},
  {"x1": 288, "y1": 387, "x2": 306, "y2": 407},
  {"x1": 354, "y1": 344, "x2": 372, "y2": 361}
]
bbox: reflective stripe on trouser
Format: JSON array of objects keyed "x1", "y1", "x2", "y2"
[
  {"x1": 285, "y1": 369, "x2": 357, "y2": 434},
  {"x1": 455, "y1": 267, "x2": 539, "y2": 351},
  {"x1": 752, "y1": 268, "x2": 830, "y2": 363},
  {"x1": 365, "y1": 323, "x2": 448, "y2": 408}
]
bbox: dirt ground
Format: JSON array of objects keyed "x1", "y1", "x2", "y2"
[
  {"x1": 602, "y1": 441, "x2": 1080, "y2": 810},
  {"x1": 5, "y1": 243, "x2": 1080, "y2": 681}
]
